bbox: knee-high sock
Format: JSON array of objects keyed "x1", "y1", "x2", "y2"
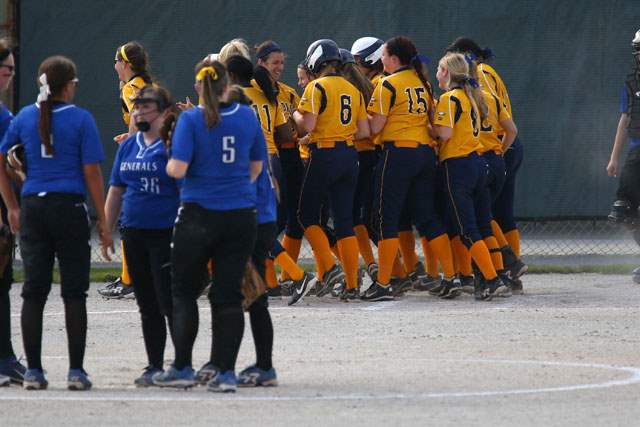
[
  {"x1": 392, "y1": 253, "x2": 407, "y2": 278},
  {"x1": 120, "y1": 241, "x2": 131, "y2": 286},
  {"x1": 313, "y1": 250, "x2": 325, "y2": 281},
  {"x1": 330, "y1": 244, "x2": 341, "y2": 261},
  {"x1": 304, "y1": 225, "x2": 335, "y2": 275},
  {"x1": 377, "y1": 238, "x2": 399, "y2": 285},
  {"x1": 207, "y1": 259, "x2": 213, "y2": 276},
  {"x1": 484, "y1": 236, "x2": 504, "y2": 271},
  {"x1": 470, "y1": 241, "x2": 498, "y2": 280},
  {"x1": 274, "y1": 252, "x2": 304, "y2": 281},
  {"x1": 504, "y1": 229, "x2": 521, "y2": 258},
  {"x1": 0, "y1": 291, "x2": 15, "y2": 359},
  {"x1": 280, "y1": 236, "x2": 302, "y2": 280},
  {"x1": 212, "y1": 304, "x2": 244, "y2": 373},
  {"x1": 426, "y1": 234, "x2": 455, "y2": 279},
  {"x1": 398, "y1": 231, "x2": 419, "y2": 273},
  {"x1": 420, "y1": 237, "x2": 439, "y2": 277},
  {"x1": 490, "y1": 220, "x2": 509, "y2": 248},
  {"x1": 265, "y1": 259, "x2": 278, "y2": 289},
  {"x1": 452, "y1": 236, "x2": 472, "y2": 276},
  {"x1": 337, "y1": 236, "x2": 360, "y2": 290},
  {"x1": 64, "y1": 298, "x2": 87, "y2": 370},
  {"x1": 354, "y1": 225, "x2": 376, "y2": 266},
  {"x1": 21, "y1": 298, "x2": 46, "y2": 370},
  {"x1": 248, "y1": 298, "x2": 273, "y2": 371}
]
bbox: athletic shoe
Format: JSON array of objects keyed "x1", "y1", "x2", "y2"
[
  {"x1": 438, "y1": 278, "x2": 462, "y2": 299},
  {"x1": 288, "y1": 272, "x2": 318, "y2": 306},
  {"x1": 390, "y1": 276, "x2": 412, "y2": 296},
  {"x1": 331, "y1": 281, "x2": 344, "y2": 298},
  {"x1": 474, "y1": 279, "x2": 489, "y2": 301},
  {"x1": 237, "y1": 365, "x2": 278, "y2": 387},
  {"x1": 267, "y1": 286, "x2": 282, "y2": 298},
  {"x1": 0, "y1": 375, "x2": 9, "y2": 387},
  {"x1": 134, "y1": 366, "x2": 163, "y2": 387},
  {"x1": 316, "y1": 263, "x2": 345, "y2": 297},
  {"x1": 67, "y1": 368, "x2": 92, "y2": 391},
  {"x1": 207, "y1": 370, "x2": 237, "y2": 393},
  {"x1": 279, "y1": 279, "x2": 294, "y2": 296},
  {"x1": 414, "y1": 275, "x2": 441, "y2": 292},
  {"x1": 23, "y1": 368, "x2": 48, "y2": 390},
  {"x1": 361, "y1": 282, "x2": 394, "y2": 301},
  {"x1": 121, "y1": 284, "x2": 135, "y2": 299},
  {"x1": 485, "y1": 277, "x2": 511, "y2": 301},
  {"x1": 195, "y1": 362, "x2": 219, "y2": 385},
  {"x1": 414, "y1": 260, "x2": 427, "y2": 277},
  {"x1": 0, "y1": 356, "x2": 26, "y2": 384},
  {"x1": 428, "y1": 280, "x2": 445, "y2": 296},
  {"x1": 632, "y1": 267, "x2": 640, "y2": 285},
  {"x1": 97, "y1": 276, "x2": 122, "y2": 297},
  {"x1": 459, "y1": 275, "x2": 475, "y2": 294},
  {"x1": 152, "y1": 365, "x2": 195, "y2": 389},
  {"x1": 501, "y1": 246, "x2": 528, "y2": 279},
  {"x1": 510, "y1": 278, "x2": 524, "y2": 295},
  {"x1": 366, "y1": 262, "x2": 378, "y2": 283},
  {"x1": 339, "y1": 287, "x2": 359, "y2": 301}
]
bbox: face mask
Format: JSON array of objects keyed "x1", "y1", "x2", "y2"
[{"x1": 135, "y1": 120, "x2": 151, "y2": 132}]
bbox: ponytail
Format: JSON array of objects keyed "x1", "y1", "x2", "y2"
[
  {"x1": 38, "y1": 99, "x2": 54, "y2": 156},
  {"x1": 195, "y1": 60, "x2": 228, "y2": 128},
  {"x1": 160, "y1": 106, "x2": 180, "y2": 152},
  {"x1": 341, "y1": 62, "x2": 373, "y2": 104},
  {"x1": 253, "y1": 65, "x2": 278, "y2": 104},
  {"x1": 411, "y1": 56, "x2": 436, "y2": 126}
]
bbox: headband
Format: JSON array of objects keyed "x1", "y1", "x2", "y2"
[
  {"x1": 256, "y1": 42, "x2": 282, "y2": 60},
  {"x1": 196, "y1": 66, "x2": 218, "y2": 82},
  {"x1": 116, "y1": 45, "x2": 130, "y2": 63}
]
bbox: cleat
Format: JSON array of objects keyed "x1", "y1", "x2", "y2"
[
  {"x1": 152, "y1": 365, "x2": 195, "y2": 389},
  {"x1": 267, "y1": 286, "x2": 282, "y2": 298},
  {"x1": 67, "y1": 368, "x2": 92, "y2": 391},
  {"x1": 366, "y1": 262, "x2": 378, "y2": 283},
  {"x1": 195, "y1": 362, "x2": 219, "y2": 385},
  {"x1": 500, "y1": 246, "x2": 528, "y2": 279},
  {"x1": 474, "y1": 277, "x2": 489, "y2": 301},
  {"x1": 279, "y1": 279, "x2": 294, "y2": 297},
  {"x1": 633, "y1": 266, "x2": 640, "y2": 285},
  {"x1": 390, "y1": 276, "x2": 412, "y2": 296},
  {"x1": 438, "y1": 278, "x2": 462, "y2": 299},
  {"x1": 428, "y1": 280, "x2": 445, "y2": 296},
  {"x1": 459, "y1": 275, "x2": 475, "y2": 294},
  {"x1": 0, "y1": 356, "x2": 26, "y2": 384},
  {"x1": 339, "y1": 287, "x2": 359, "y2": 301},
  {"x1": 98, "y1": 277, "x2": 135, "y2": 299},
  {"x1": 0, "y1": 375, "x2": 9, "y2": 387},
  {"x1": 207, "y1": 370, "x2": 237, "y2": 393},
  {"x1": 134, "y1": 365, "x2": 163, "y2": 387},
  {"x1": 485, "y1": 277, "x2": 511, "y2": 301},
  {"x1": 414, "y1": 275, "x2": 441, "y2": 292},
  {"x1": 331, "y1": 282, "x2": 344, "y2": 298},
  {"x1": 361, "y1": 282, "x2": 394, "y2": 301},
  {"x1": 510, "y1": 278, "x2": 524, "y2": 295},
  {"x1": 287, "y1": 272, "x2": 318, "y2": 306},
  {"x1": 316, "y1": 264, "x2": 345, "y2": 297},
  {"x1": 97, "y1": 276, "x2": 122, "y2": 297},
  {"x1": 23, "y1": 368, "x2": 48, "y2": 390},
  {"x1": 237, "y1": 365, "x2": 278, "y2": 387}
]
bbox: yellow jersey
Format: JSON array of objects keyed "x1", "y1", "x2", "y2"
[
  {"x1": 120, "y1": 75, "x2": 146, "y2": 126},
  {"x1": 477, "y1": 63, "x2": 512, "y2": 117},
  {"x1": 367, "y1": 68, "x2": 434, "y2": 147},
  {"x1": 435, "y1": 88, "x2": 482, "y2": 162},
  {"x1": 298, "y1": 74, "x2": 367, "y2": 147},
  {"x1": 244, "y1": 80, "x2": 287, "y2": 155},
  {"x1": 478, "y1": 90, "x2": 511, "y2": 154},
  {"x1": 277, "y1": 81, "x2": 310, "y2": 158}
]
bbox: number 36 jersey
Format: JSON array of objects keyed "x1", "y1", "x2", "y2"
[
  {"x1": 110, "y1": 132, "x2": 180, "y2": 229},
  {"x1": 298, "y1": 74, "x2": 367, "y2": 146},
  {"x1": 368, "y1": 68, "x2": 435, "y2": 147}
]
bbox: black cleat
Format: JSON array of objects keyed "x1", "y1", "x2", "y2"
[
  {"x1": 339, "y1": 287, "x2": 359, "y2": 301},
  {"x1": 415, "y1": 275, "x2": 442, "y2": 292},
  {"x1": 459, "y1": 275, "x2": 475, "y2": 294},
  {"x1": 316, "y1": 264, "x2": 345, "y2": 297},
  {"x1": 361, "y1": 282, "x2": 394, "y2": 301},
  {"x1": 485, "y1": 277, "x2": 511, "y2": 300},
  {"x1": 366, "y1": 263, "x2": 378, "y2": 283},
  {"x1": 438, "y1": 278, "x2": 462, "y2": 299},
  {"x1": 267, "y1": 286, "x2": 282, "y2": 298},
  {"x1": 391, "y1": 276, "x2": 413, "y2": 296},
  {"x1": 287, "y1": 272, "x2": 318, "y2": 306}
]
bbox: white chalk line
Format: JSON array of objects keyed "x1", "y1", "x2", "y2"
[{"x1": 1, "y1": 358, "x2": 639, "y2": 402}]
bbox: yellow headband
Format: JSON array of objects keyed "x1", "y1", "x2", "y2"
[
  {"x1": 118, "y1": 45, "x2": 130, "y2": 63},
  {"x1": 196, "y1": 66, "x2": 218, "y2": 82}
]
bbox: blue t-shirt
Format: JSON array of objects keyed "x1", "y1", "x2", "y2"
[
  {"x1": 171, "y1": 103, "x2": 267, "y2": 210},
  {"x1": 109, "y1": 132, "x2": 180, "y2": 229},
  {"x1": 256, "y1": 165, "x2": 277, "y2": 225},
  {"x1": 620, "y1": 86, "x2": 640, "y2": 148},
  {"x1": 0, "y1": 103, "x2": 104, "y2": 196},
  {"x1": 0, "y1": 104, "x2": 14, "y2": 139}
]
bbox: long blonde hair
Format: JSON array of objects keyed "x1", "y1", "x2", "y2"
[
  {"x1": 439, "y1": 52, "x2": 487, "y2": 132},
  {"x1": 218, "y1": 39, "x2": 251, "y2": 64}
]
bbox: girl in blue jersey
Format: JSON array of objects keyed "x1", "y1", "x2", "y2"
[
  {"x1": 153, "y1": 60, "x2": 266, "y2": 393},
  {"x1": 104, "y1": 85, "x2": 180, "y2": 387},
  {"x1": 0, "y1": 56, "x2": 111, "y2": 390},
  {"x1": 0, "y1": 38, "x2": 27, "y2": 387}
]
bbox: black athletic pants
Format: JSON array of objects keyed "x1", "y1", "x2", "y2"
[
  {"x1": 0, "y1": 195, "x2": 14, "y2": 361},
  {"x1": 616, "y1": 145, "x2": 640, "y2": 210}
]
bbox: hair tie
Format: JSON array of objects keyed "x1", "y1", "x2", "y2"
[
  {"x1": 37, "y1": 73, "x2": 50, "y2": 103},
  {"x1": 468, "y1": 77, "x2": 479, "y2": 89},
  {"x1": 416, "y1": 54, "x2": 430, "y2": 65},
  {"x1": 119, "y1": 45, "x2": 130, "y2": 63},
  {"x1": 464, "y1": 54, "x2": 475, "y2": 66},
  {"x1": 196, "y1": 66, "x2": 218, "y2": 82},
  {"x1": 482, "y1": 47, "x2": 494, "y2": 59}
]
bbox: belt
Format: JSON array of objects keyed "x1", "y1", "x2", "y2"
[
  {"x1": 383, "y1": 140, "x2": 421, "y2": 148},
  {"x1": 279, "y1": 142, "x2": 297, "y2": 149},
  {"x1": 316, "y1": 140, "x2": 354, "y2": 149}
]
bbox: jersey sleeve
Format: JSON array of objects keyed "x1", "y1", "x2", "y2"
[
  {"x1": 170, "y1": 111, "x2": 196, "y2": 164},
  {"x1": 121, "y1": 83, "x2": 139, "y2": 115},
  {"x1": 355, "y1": 92, "x2": 368, "y2": 121},
  {"x1": 367, "y1": 78, "x2": 393, "y2": 116},
  {"x1": 80, "y1": 112, "x2": 105, "y2": 164},
  {"x1": 621, "y1": 85, "x2": 630, "y2": 114},
  {"x1": 298, "y1": 81, "x2": 324, "y2": 115},
  {"x1": 495, "y1": 95, "x2": 511, "y2": 122},
  {"x1": 108, "y1": 143, "x2": 125, "y2": 187},
  {"x1": 435, "y1": 93, "x2": 455, "y2": 128},
  {"x1": 0, "y1": 112, "x2": 19, "y2": 155}
]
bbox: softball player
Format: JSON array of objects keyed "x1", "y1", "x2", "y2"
[
  {"x1": 365, "y1": 36, "x2": 457, "y2": 301},
  {"x1": 153, "y1": 60, "x2": 265, "y2": 392},
  {"x1": 0, "y1": 38, "x2": 26, "y2": 386},
  {"x1": 103, "y1": 85, "x2": 180, "y2": 386},
  {"x1": 434, "y1": 52, "x2": 509, "y2": 300},
  {"x1": 0, "y1": 56, "x2": 111, "y2": 389},
  {"x1": 292, "y1": 39, "x2": 370, "y2": 301}
]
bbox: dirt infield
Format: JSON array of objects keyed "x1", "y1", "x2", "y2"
[{"x1": 2, "y1": 273, "x2": 640, "y2": 426}]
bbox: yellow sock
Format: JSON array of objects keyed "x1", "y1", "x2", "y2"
[
  {"x1": 337, "y1": 236, "x2": 360, "y2": 290},
  {"x1": 274, "y1": 251, "x2": 304, "y2": 281},
  {"x1": 398, "y1": 231, "x2": 419, "y2": 273},
  {"x1": 280, "y1": 235, "x2": 303, "y2": 280},
  {"x1": 304, "y1": 225, "x2": 335, "y2": 277},
  {"x1": 392, "y1": 252, "x2": 407, "y2": 278},
  {"x1": 484, "y1": 236, "x2": 504, "y2": 271},
  {"x1": 378, "y1": 238, "x2": 400, "y2": 285},
  {"x1": 313, "y1": 250, "x2": 325, "y2": 281},
  {"x1": 504, "y1": 229, "x2": 521, "y2": 258},
  {"x1": 265, "y1": 259, "x2": 278, "y2": 288},
  {"x1": 427, "y1": 233, "x2": 455, "y2": 278},
  {"x1": 120, "y1": 241, "x2": 131, "y2": 286},
  {"x1": 469, "y1": 240, "x2": 497, "y2": 280},
  {"x1": 330, "y1": 244, "x2": 341, "y2": 261},
  {"x1": 452, "y1": 236, "x2": 472, "y2": 276},
  {"x1": 490, "y1": 220, "x2": 509, "y2": 248},
  {"x1": 420, "y1": 237, "x2": 439, "y2": 277},
  {"x1": 354, "y1": 225, "x2": 376, "y2": 266},
  {"x1": 207, "y1": 259, "x2": 214, "y2": 276}
]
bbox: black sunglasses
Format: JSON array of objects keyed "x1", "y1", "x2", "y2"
[{"x1": 0, "y1": 64, "x2": 14, "y2": 73}]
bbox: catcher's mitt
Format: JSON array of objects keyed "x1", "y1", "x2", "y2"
[
  {"x1": 5, "y1": 144, "x2": 26, "y2": 186},
  {"x1": 241, "y1": 261, "x2": 267, "y2": 310},
  {"x1": 0, "y1": 225, "x2": 13, "y2": 277}
]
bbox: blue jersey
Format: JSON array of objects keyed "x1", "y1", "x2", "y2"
[
  {"x1": 0, "y1": 104, "x2": 13, "y2": 139},
  {"x1": 171, "y1": 103, "x2": 267, "y2": 210},
  {"x1": 0, "y1": 103, "x2": 104, "y2": 196},
  {"x1": 620, "y1": 86, "x2": 640, "y2": 148},
  {"x1": 109, "y1": 132, "x2": 180, "y2": 229},
  {"x1": 256, "y1": 165, "x2": 277, "y2": 224}
]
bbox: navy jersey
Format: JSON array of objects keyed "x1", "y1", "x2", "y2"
[
  {"x1": 256, "y1": 165, "x2": 277, "y2": 225},
  {"x1": 109, "y1": 132, "x2": 180, "y2": 229},
  {"x1": 620, "y1": 85, "x2": 640, "y2": 147},
  {"x1": 171, "y1": 103, "x2": 267, "y2": 210},
  {"x1": 0, "y1": 102, "x2": 104, "y2": 196}
]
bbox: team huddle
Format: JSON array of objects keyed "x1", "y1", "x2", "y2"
[{"x1": 0, "y1": 34, "x2": 526, "y2": 392}]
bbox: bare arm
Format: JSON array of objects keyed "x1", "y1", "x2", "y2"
[
  {"x1": 499, "y1": 118, "x2": 518, "y2": 152},
  {"x1": 354, "y1": 118, "x2": 371, "y2": 140},
  {"x1": 83, "y1": 163, "x2": 114, "y2": 259},
  {"x1": 250, "y1": 160, "x2": 263, "y2": 182},
  {"x1": 0, "y1": 154, "x2": 19, "y2": 233},
  {"x1": 166, "y1": 158, "x2": 189, "y2": 179},
  {"x1": 104, "y1": 186, "x2": 124, "y2": 233},
  {"x1": 607, "y1": 114, "x2": 630, "y2": 177},
  {"x1": 369, "y1": 113, "x2": 387, "y2": 135},
  {"x1": 434, "y1": 125, "x2": 453, "y2": 142},
  {"x1": 293, "y1": 111, "x2": 317, "y2": 134}
]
